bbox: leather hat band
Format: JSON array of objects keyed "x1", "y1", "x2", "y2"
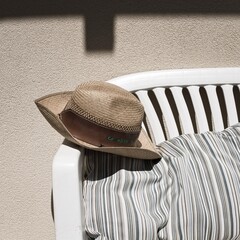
[{"x1": 60, "y1": 110, "x2": 140, "y2": 147}]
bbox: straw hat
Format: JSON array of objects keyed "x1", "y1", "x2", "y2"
[{"x1": 35, "y1": 81, "x2": 160, "y2": 159}]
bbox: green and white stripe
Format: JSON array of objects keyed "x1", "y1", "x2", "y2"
[
  {"x1": 83, "y1": 152, "x2": 169, "y2": 240},
  {"x1": 83, "y1": 124, "x2": 240, "y2": 240},
  {"x1": 158, "y1": 124, "x2": 240, "y2": 240}
]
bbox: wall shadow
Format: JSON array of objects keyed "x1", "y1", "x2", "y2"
[{"x1": 1, "y1": 0, "x2": 240, "y2": 51}]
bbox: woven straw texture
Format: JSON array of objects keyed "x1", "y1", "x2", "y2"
[{"x1": 65, "y1": 81, "x2": 144, "y2": 133}]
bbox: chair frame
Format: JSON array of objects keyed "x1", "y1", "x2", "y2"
[{"x1": 52, "y1": 67, "x2": 240, "y2": 240}]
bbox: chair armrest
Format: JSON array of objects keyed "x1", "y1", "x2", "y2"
[{"x1": 52, "y1": 140, "x2": 86, "y2": 240}]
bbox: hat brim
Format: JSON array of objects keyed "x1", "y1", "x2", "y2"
[{"x1": 35, "y1": 92, "x2": 160, "y2": 160}]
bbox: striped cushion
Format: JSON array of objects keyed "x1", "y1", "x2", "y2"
[
  {"x1": 83, "y1": 152, "x2": 168, "y2": 239},
  {"x1": 83, "y1": 124, "x2": 240, "y2": 240},
  {"x1": 157, "y1": 124, "x2": 240, "y2": 239}
]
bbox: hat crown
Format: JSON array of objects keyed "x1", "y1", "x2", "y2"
[{"x1": 65, "y1": 81, "x2": 144, "y2": 133}]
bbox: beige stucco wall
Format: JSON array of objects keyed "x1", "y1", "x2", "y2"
[{"x1": 1, "y1": 14, "x2": 240, "y2": 240}]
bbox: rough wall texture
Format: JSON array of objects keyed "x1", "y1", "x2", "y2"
[{"x1": 1, "y1": 14, "x2": 240, "y2": 240}]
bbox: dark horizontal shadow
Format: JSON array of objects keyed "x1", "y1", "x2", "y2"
[{"x1": 2, "y1": 0, "x2": 240, "y2": 51}]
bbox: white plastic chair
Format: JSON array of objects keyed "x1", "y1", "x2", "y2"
[{"x1": 52, "y1": 67, "x2": 240, "y2": 240}]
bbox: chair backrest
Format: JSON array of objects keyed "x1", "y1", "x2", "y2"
[
  {"x1": 109, "y1": 68, "x2": 240, "y2": 145},
  {"x1": 53, "y1": 67, "x2": 240, "y2": 240}
]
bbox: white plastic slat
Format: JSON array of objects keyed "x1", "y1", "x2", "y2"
[
  {"x1": 170, "y1": 87, "x2": 194, "y2": 134},
  {"x1": 153, "y1": 87, "x2": 179, "y2": 139},
  {"x1": 187, "y1": 86, "x2": 209, "y2": 133},
  {"x1": 221, "y1": 85, "x2": 238, "y2": 126},
  {"x1": 109, "y1": 68, "x2": 240, "y2": 92},
  {"x1": 135, "y1": 90, "x2": 165, "y2": 145},
  {"x1": 204, "y1": 85, "x2": 224, "y2": 131}
]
